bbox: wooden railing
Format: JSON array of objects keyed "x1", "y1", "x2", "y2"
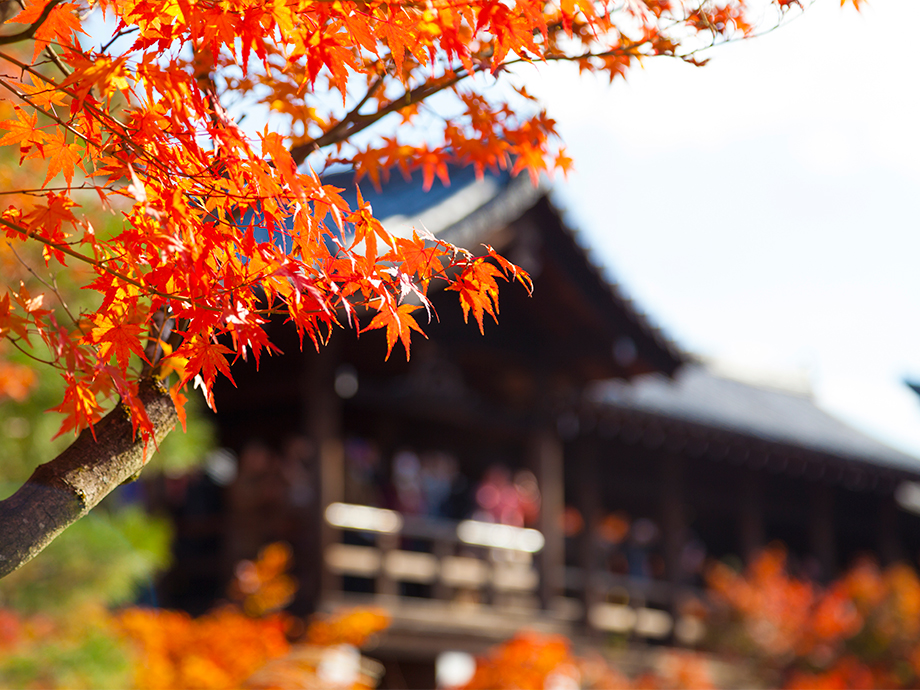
[
  {"x1": 323, "y1": 503, "x2": 544, "y2": 608},
  {"x1": 562, "y1": 566, "x2": 706, "y2": 643},
  {"x1": 322, "y1": 503, "x2": 705, "y2": 644}
]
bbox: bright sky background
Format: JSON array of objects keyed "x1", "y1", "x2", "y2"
[{"x1": 520, "y1": 0, "x2": 920, "y2": 456}]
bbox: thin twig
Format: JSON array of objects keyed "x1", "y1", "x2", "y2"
[
  {"x1": 5, "y1": 240, "x2": 84, "y2": 332},
  {"x1": 100, "y1": 26, "x2": 139, "y2": 54},
  {"x1": 41, "y1": 45, "x2": 71, "y2": 78},
  {"x1": 7, "y1": 337, "x2": 59, "y2": 367}
]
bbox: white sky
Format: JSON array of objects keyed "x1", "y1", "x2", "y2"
[{"x1": 519, "y1": 0, "x2": 920, "y2": 456}]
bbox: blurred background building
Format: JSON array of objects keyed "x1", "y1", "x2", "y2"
[{"x1": 148, "y1": 167, "x2": 920, "y2": 688}]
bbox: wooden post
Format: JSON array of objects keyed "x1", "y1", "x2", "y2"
[
  {"x1": 303, "y1": 340, "x2": 345, "y2": 605},
  {"x1": 660, "y1": 453, "x2": 685, "y2": 586},
  {"x1": 376, "y1": 532, "x2": 398, "y2": 598},
  {"x1": 878, "y1": 494, "x2": 903, "y2": 565},
  {"x1": 658, "y1": 453, "x2": 685, "y2": 646},
  {"x1": 738, "y1": 469, "x2": 765, "y2": 563},
  {"x1": 431, "y1": 537, "x2": 452, "y2": 602},
  {"x1": 572, "y1": 438, "x2": 601, "y2": 633},
  {"x1": 532, "y1": 428, "x2": 564, "y2": 611},
  {"x1": 809, "y1": 483, "x2": 836, "y2": 580}
]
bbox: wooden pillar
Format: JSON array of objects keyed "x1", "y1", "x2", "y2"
[
  {"x1": 572, "y1": 438, "x2": 602, "y2": 632},
  {"x1": 660, "y1": 453, "x2": 685, "y2": 586},
  {"x1": 375, "y1": 532, "x2": 398, "y2": 598},
  {"x1": 738, "y1": 470, "x2": 765, "y2": 563},
  {"x1": 532, "y1": 427, "x2": 564, "y2": 611},
  {"x1": 303, "y1": 340, "x2": 345, "y2": 604},
  {"x1": 878, "y1": 494, "x2": 903, "y2": 565},
  {"x1": 809, "y1": 483, "x2": 836, "y2": 580}
]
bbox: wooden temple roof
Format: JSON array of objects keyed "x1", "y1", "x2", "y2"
[
  {"x1": 592, "y1": 364, "x2": 920, "y2": 488},
  {"x1": 319, "y1": 165, "x2": 684, "y2": 384}
]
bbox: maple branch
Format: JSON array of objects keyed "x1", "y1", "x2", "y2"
[
  {"x1": 288, "y1": 37, "x2": 725, "y2": 165},
  {"x1": 141, "y1": 307, "x2": 172, "y2": 377},
  {"x1": 0, "y1": 215, "x2": 146, "y2": 288},
  {"x1": 295, "y1": 74, "x2": 385, "y2": 160},
  {"x1": 0, "y1": 185, "x2": 102, "y2": 195},
  {"x1": 289, "y1": 42, "x2": 659, "y2": 164},
  {"x1": 0, "y1": 75, "x2": 105, "y2": 148},
  {"x1": 0, "y1": 50, "x2": 112, "y2": 123},
  {"x1": 291, "y1": 71, "x2": 467, "y2": 163},
  {"x1": 0, "y1": 378, "x2": 177, "y2": 579},
  {"x1": 0, "y1": 0, "x2": 64, "y2": 46}
]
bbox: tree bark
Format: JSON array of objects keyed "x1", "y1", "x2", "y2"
[{"x1": 0, "y1": 378, "x2": 177, "y2": 579}]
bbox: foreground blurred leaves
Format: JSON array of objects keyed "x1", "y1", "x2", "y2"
[{"x1": 708, "y1": 547, "x2": 920, "y2": 688}]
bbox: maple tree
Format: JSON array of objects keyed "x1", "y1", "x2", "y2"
[{"x1": 0, "y1": 0, "x2": 857, "y2": 576}]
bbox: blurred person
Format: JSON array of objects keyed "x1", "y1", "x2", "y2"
[
  {"x1": 344, "y1": 436, "x2": 383, "y2": 507},
  {"x1": 626, "y1": 517, "x2": 660, "y2": 579},
  {"x1": 392, "y1": 449, "x2": 425, "y2": 515},
  {"x1": 420, "y1": 451, "x2": 459, "y2": 518},
  {"x1": 513, "y1": 469, "x2": 541, "y2": 526}
]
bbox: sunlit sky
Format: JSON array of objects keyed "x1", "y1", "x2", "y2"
[{"x1": 518, "y1": 0, "x2": 920, "y2": 456}]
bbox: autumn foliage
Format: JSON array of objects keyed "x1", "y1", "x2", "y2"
[
  {"x1": 117, "y1": 606, "x2": 292, "y2": 690},
  {"x1": 459, "y1": 630, "x2": 715, "y2": 690},
  {"x1": 0, "y1": 541, "x2": 392, "y2": 689},
  {"x1": 708, "y1": 547, "x2": 920, "y2": 689}
]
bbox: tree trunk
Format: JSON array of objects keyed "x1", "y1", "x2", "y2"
[{"x1": 0, "y1": 378, "x2": 177, "y2": 579}]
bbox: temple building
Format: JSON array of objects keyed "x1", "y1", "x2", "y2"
[{"x1": 153, "y1": 166, "x2": 920, "y2": 687}]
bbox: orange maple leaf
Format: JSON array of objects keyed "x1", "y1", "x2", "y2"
[
  {"x1": 554, "y1": 148, "x2": 575, "y2": 179},
  {"x1": 447, "y1": 259, "x2": 504, "y2": 334},
  {"x1": 393, "y1": 232, "x2": 445, "y2": 282},
  {"x1": 361, "y1": 302, "x2": 426, "y2": 360},
  {"x1": 0, "y1": 108, "x2": 45, "y2": 156},
  {"x1": 179, "y1": 335, "x2": 235, "y2": 407},
  {"x1": 40, "y1": 129, "x2": 84, "y2": 187},
  {"x1": 484, "y1": 245, "x2": 533, "y2": 294},
  {"x1": 352, "y1": 147, "x2": 389, "y2": 192},
  {"x1": 90, "y1": 310, "x2": 148, "y2": 374},
  {"x1": 0, "y1": 362, "x2": 38, "y2": 402},
  {"x1": 49, "y1": 374, "x2": 104, "y2": 438},
  {"x1": 417, "y1": 146, "x2": 450, "y2": 191}
]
